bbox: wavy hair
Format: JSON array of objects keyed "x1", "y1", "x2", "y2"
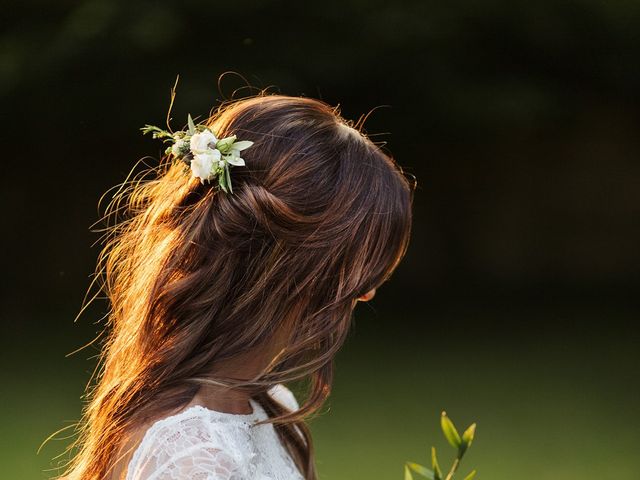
[{"x1": 62, "y1": 93, "x2": 416, "y2": 479}]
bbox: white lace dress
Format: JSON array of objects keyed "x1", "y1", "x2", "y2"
[{"x1": 125, "y1": 384, "x2": 305, "y2": 480}]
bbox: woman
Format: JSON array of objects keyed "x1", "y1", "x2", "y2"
[{"x1": 63, "y1": 93, "x2": 415, "y2": 479}]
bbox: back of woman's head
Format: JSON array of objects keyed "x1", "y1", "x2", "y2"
[{"x1": 67, "y1": 93, "x2": 415, "y2": 480}]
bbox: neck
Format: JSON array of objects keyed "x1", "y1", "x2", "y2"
[
  {"x1": 188, "y1": 348, "x2": 271, "y2": 414},
  {"x1": 190, "y1": 383, "x2": 255, "y2": 414},
  {"x1": 187, "y1": 327, "x2": 291, "y2": 414}
]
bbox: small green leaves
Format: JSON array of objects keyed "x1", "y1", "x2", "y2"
[
  {"x1": 216, "y1": 135, "x2": 237, "y2": 154},
  {"x1": 218, "y1": 164, "x2": 228, "y2": 193},
  {"x1": 232, "y1": 140, "x2": 254, "y2": 151},
  {"x1": 405, "y1": 465, "x2": 414, "y2": 480},
  {"x1": 463, "y1": 470, "x2": 477, "y2": 480},
  {"x1": 460, "y1": 423, "x2": 477, "y2": 455},
  {"x1": 404, "y1": 411, "x2": 478, "y2": 480},
  {"x1": 431, "y1": 447, "x2": 442, "y2": 480},
  {"x1": 225, "y1": 163, "x2": 233, "y2": 194},
  {"x1": 461, "y1": 424, "x2": 476, "y2": 447},
  {"x1": 140, "y1": 124, "x2": 173, "y2": 140},
  {"x1": 407, "y1": 462, "x2": 434, "y2": 480},
  {"x1": 440, "y1": 412, "x2": 462, "y2": 450},
  {"x1": 187, "y1": 114, "x2": 196, "y2": 135}
]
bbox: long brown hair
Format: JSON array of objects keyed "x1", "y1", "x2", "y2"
[{"x1": 63, "y1": 93, "x2": 415, "y2": 479}]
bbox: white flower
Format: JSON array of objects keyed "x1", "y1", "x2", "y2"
[
  {"x1": 171, "y1": 138, "x2": 186, "y2": 157},
  {"x1": 189, "y1": 130, "x2": 218, "y2": 154},
  {"x1": 190, "y1": 150, "x2": 221, "y2": 183}
]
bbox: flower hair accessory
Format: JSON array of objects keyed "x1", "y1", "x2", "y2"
[{"x1": 141, "y1": 114, "x2": 254, "y2": 193}]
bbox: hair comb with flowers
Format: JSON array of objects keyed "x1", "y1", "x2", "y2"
[{"x1": 141, "y1": 114, "x2": 254, "y2": 194}]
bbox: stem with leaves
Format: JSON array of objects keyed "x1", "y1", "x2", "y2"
[{"x1": 405, "y1": 411, "x2": 477, "y2": 480}]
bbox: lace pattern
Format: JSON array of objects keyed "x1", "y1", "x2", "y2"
[{"x1": 126, "y1": 384, "x2": 303, "y2": 480}]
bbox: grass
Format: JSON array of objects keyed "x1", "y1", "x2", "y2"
[{"x1": 5, "y1": 304, "x2": 639, "y2": 479}]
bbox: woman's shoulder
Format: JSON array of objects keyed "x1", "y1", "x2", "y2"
[
  {"x1": 124, "y1": 384, "x2": 298, "y2": 479},
  {"x1": 124, "y1": 404, "x2": 254, "y2": 480}
]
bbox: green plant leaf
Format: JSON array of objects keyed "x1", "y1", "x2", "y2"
[
  {"x1": 462, "y1": 423, "x2": 476, "y2": 446},
  {"x1": 216, "y1": 135, "x2": 237, "y2": 154},
  {"x1": 140, "y1": 124, "x2": 173, "y2": 139},
  {"x1": 232, "y1": 140, "x2": 254, "y2": 151},
  {"x1": 218, "y1": 168, "x2": 227, "y2": 192},
  {"x1": 187, "y1": 114, "x2": 196, "y2": 135},
  {"x1": 440, "y1": 411, "x2": 462, "y2": 449},
  {"x1": 225, "y1": 163, "x2": 233, "y2": 194},
  {"x1": 463, "y1": 470, "x2": 477, "y2": 480},
  {"x1": 407, "y1": 462, "x2": 434, "y2": 479},
  {"x1": 405, "y1": 464, "x2": 414, "y2": 480},
  {"x1": 431, "y1": 447, "x2": 442, "y2": 480},
  {"x1": 460, "y1": 423, "x2": 477, "y2": 455}
]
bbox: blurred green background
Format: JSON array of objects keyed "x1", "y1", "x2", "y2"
[{"x1": 1, "y1": 1, "x2": 639, "y2": 479}]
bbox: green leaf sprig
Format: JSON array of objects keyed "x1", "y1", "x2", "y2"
[{"x1": 404, "y1": 411, "x2": 477, "y2": 480}]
